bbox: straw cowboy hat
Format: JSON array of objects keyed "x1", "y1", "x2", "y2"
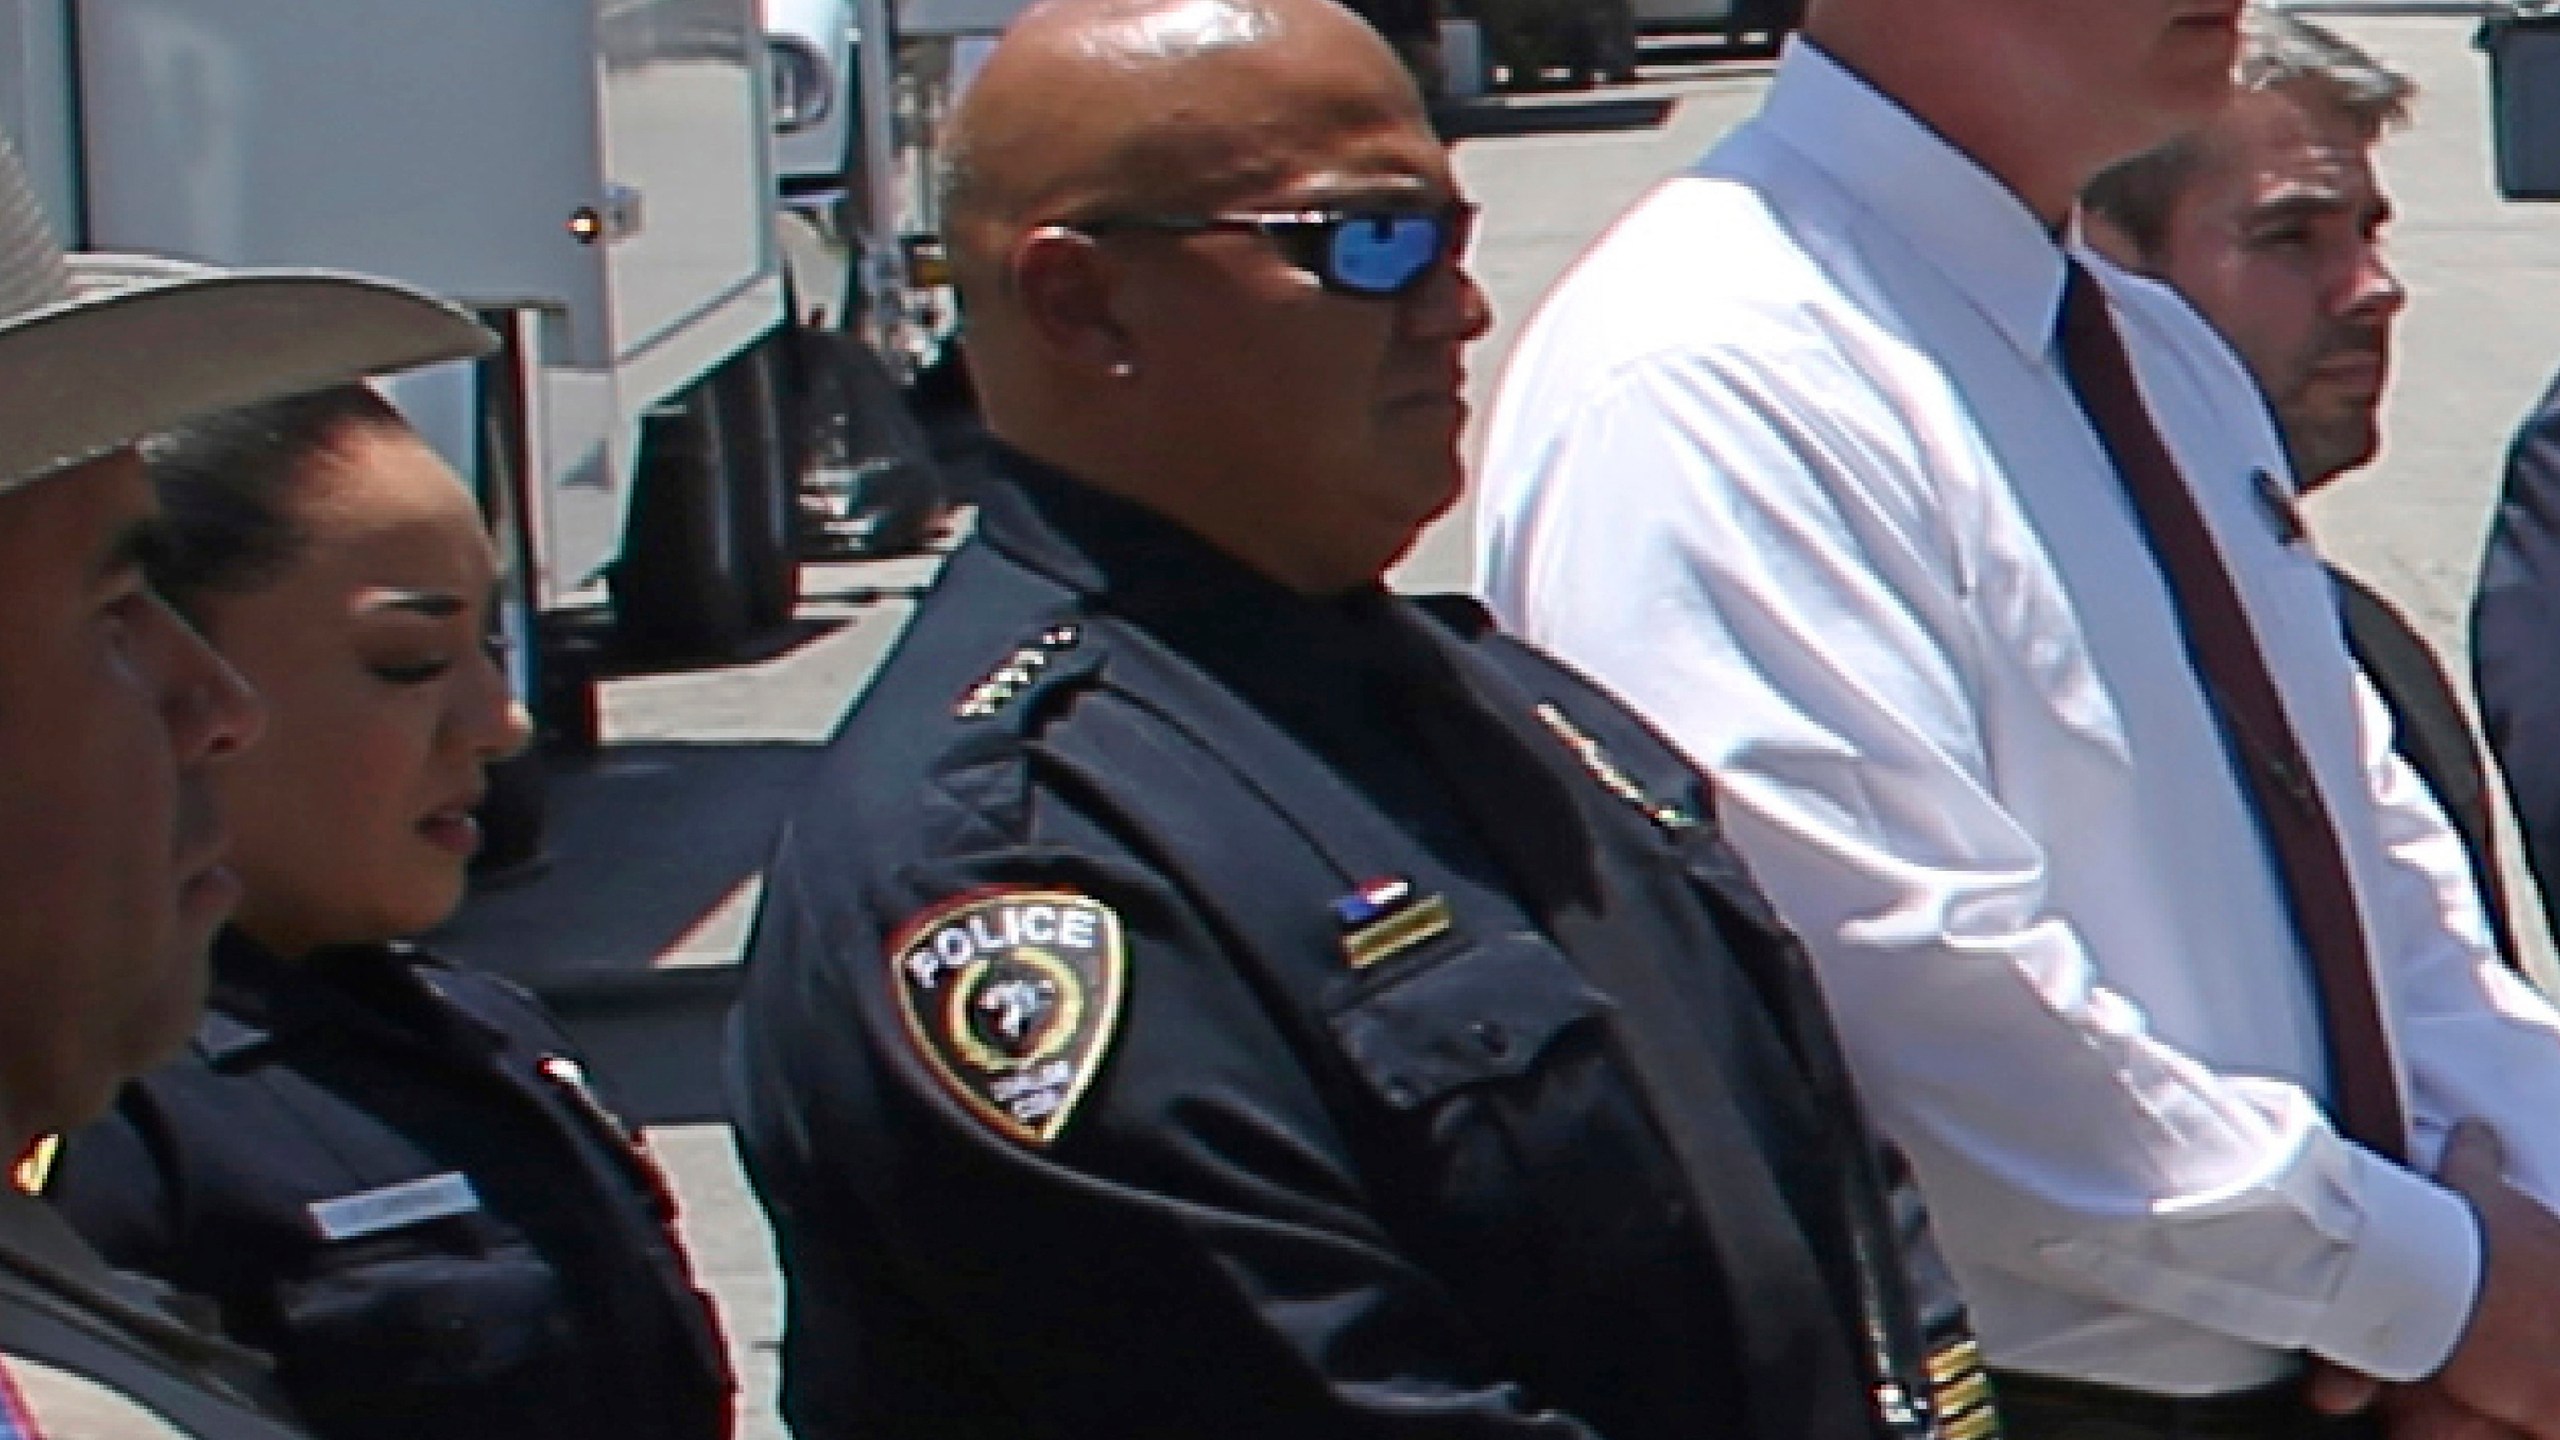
[{"x1": 0, "y1": 130, "x2": 492, "y2": 493}]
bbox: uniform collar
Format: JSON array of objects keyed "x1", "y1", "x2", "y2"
[
  {"x1": 973, "y1": 445, "x2": 1403, "y2": 697},
  {"x1": 192, "y1": 928, "x2": 492, "y2": 1068},
  {"x1": 1755, "y1": 37, "x2": 2069, "y2": 365}
]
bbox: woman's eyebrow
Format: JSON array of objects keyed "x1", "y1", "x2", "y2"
[{"x1": 360, "y1": 588, "x2": 467, "y2": 619}]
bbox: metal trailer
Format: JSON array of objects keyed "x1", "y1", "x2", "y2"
[
  {"x1": 754, "y1": 0, "x2": 968, "y2": 557},
  {"x1": 1, "y1": 0, "x2": 836, "y2": 861},
  {"x1": 767, "y1": 0, "x2": 918, "y2": 362},
  {"x1": 1, "y1": 0, "x2": 815, "y2": 678},
  {"x1": 821, "y1": 0, "x2": 1031, "y2": 382},
  {"x1": 725, "y1": 0, "x2": 1024, "y2": 563}
]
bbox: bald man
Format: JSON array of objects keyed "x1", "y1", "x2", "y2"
[
  {"x1": 1481, "y1": 0, "x2": 2560, "y2": 1438},
  {"x1": 725, "y1": 1, "x2": 1976, "y2": 1437}
]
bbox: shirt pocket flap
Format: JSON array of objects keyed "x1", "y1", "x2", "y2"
[
  {"x1": 276, "y1": 1239, "x2": 563, "y2": 1393},
  {"x1": 1326, "y1": 931, "x2": 1613, "y2": 1110}
]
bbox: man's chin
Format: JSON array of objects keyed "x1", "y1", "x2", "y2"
[
  {"x1": 2293, "y1": 440, "x2": 2380, "y2": 491},
  {"x1": 2281, "y1": 405, "x2": 2383, "y2": 489}
]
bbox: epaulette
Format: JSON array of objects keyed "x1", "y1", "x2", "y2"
[
  {"x1": 953, "y1": 619, "x2": 1099, "y2": 725},
  {"x1": 192, "y1": 1008, "x2": 275, "y2": 1067}
]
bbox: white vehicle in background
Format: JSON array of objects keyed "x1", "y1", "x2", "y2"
[
  {"x1": 759, "y1": 0, "x2": 973, "y2": 561},
  {"x1": 1, "y1": 0, "x2": 835, "y2": 859},
  {"x1": 768, "y1": 0, "x2": 862, "y2": 203}
]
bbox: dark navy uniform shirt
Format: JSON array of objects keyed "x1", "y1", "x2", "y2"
[
  {"x1": 2475, "y1": 368, "x2": 2560, "y2": 944},
  {"x1": 728, "y1": 449, "x2": 1958, "y2": 1440},
  {"x1": 48, "y1": 930, "x2": 734, "y2": 1440}
]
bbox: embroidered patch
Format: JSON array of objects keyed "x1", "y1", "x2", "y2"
[{"x1": 890, "y1": 889, "x2": 1126, "y2": 1146}]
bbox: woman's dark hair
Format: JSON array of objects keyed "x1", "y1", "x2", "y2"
[{"x1": 141, "y1": 383, "x2": 414, "y2": 626}]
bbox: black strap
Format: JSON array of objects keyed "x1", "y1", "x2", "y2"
[{"x1": 2329, "y1": 569, "x2": 2520, "y2": 973}]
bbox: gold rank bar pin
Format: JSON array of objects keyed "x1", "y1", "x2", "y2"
[{"x1": 1925, "y1": 1335, "x2": 2003, "y2": 1440}]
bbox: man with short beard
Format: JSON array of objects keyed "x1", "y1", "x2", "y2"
[{"x1": 2083, "y1": 11, "x2": 2520, "y2": 971}]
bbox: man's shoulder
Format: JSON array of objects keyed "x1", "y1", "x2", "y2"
[
  {"x1": 1500, "y1": 170, "x2": 1938, "y2": 431},
  {"x1": 1, "y1": 1351, "x2": 229, "y2": 1440},
  {"x1": 1536, "y1": 172, "x2": 1846, "y2": 349},
  {"x1": 789, "y1": 550, "x2": 1265, "y2": 886},
  {"x1": 811, "y1": 539, "x2": 1099, "y2": 818},
  {"x1": 0, "y1": 1265, "x2": 299, "y2": 1440},
  {"x1": 1418, "y1": 597, "x2": 1720, "y2": 802}
]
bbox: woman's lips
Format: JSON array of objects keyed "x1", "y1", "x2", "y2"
[{"x1": 418, "y1": 803, "x2": 484, "y2": 857}]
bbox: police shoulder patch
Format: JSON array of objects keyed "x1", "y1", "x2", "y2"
[{"x1": 888, "y1": 888, "x2": 1126, "y2": 1146}]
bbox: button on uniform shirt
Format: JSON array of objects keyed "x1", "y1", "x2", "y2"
[{"x1": 1477, "y1": 37, "x2": 2560, "y2": 1396}]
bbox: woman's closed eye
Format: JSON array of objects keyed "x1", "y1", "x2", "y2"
[{"x1": 370, "y1": 656, "x2": 454, "y2": 685}]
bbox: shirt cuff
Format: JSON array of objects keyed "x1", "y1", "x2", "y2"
[{"x1": 2304, "y1": 1148, "x2": 2481, "y2": 1382}]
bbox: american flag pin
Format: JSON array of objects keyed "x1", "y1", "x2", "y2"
[{"x1": 1332, "y1": 876, "x2": 1452, "y2": 970}]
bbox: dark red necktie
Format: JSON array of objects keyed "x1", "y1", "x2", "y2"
[{"x1": 2057, "y1": 259, "x2": 2407, "y2": 1162}]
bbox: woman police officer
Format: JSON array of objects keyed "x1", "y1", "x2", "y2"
[{"x1": 42, "y1": 385, "x2": 735, "y2": 1440}]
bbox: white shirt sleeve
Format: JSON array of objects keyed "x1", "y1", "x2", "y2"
[
  {"x1": 1484, "y1": 347, "x2": 2480, "y2": 1384},
  {"x1": 2350, "y1": 669, "x2": 2560, "y2": 1208}
]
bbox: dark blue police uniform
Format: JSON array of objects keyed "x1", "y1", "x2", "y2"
[
  {"x1": 727, "y1": 449, "x2": 1979, "y2": 1440},
  {"x1": 2476, "y1": 368, "x2": 2560, "y2": 944},
  {"x1": 47, "y1": 930, "x2": 734, "y2": 1440}
]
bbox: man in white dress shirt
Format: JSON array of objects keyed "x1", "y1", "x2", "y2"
[{"x1": 1478, "y1": 1, "x2": 2560, "y2": 1437}]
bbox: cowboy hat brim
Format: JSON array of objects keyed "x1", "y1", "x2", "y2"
[{"x1": 0, "y1": 256, "x2": 495, "y2": 493}]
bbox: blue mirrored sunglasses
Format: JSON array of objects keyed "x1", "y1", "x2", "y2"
[{"x1": 1068, "y1": 200, "x2": 1477, "y2": 298}]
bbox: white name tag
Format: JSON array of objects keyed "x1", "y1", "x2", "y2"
[{"x1": 307, "y1": 1171, "x2": 481, "y2": 1242}]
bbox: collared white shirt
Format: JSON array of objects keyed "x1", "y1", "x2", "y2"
[{"x1": 1479, "y1": 39, "x2": 2560, "y2": 1394}]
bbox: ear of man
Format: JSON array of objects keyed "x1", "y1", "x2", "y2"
[{"x1": 1012, "y1": 227, "x2": 1138, "y2": 383}]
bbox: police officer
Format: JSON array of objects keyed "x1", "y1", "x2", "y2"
[
  {"x1": 725, "y1": 1, "x2": 1985, "y2": 1437},
  {"x1": 43, "y1": 383, "x2": 733, "y2": 1440},
  {"x1": 0, "y1": 131, "x2": 492, "y2": 1437},
  {"x1": 46, "y1": 938, "x2": 734, "y2": 1440}
]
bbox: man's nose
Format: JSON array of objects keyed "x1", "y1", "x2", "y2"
[
  {"x1": 1401, "y1": 255, "x2": 1494, "y2": 343},
  {"x1": 158, "y1": 597, "x2": 265, "y2": 765},
  {"x1": 2346, "y1": 245, "x2": 2406, "y2": 321}
]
